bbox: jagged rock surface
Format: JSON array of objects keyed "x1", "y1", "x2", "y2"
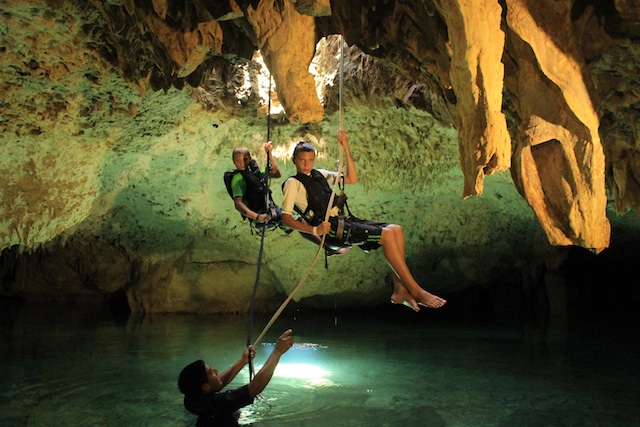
[
  {"x1": 62, "y1": 0, "x2": 632, "y2": 251},
  {"x1": 2, "y1": 0, "x2": 640, "y2": 313}
]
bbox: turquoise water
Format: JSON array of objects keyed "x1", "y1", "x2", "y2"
[{"x1": 1, "y1": 302, "x2": 639, "y2": 426}]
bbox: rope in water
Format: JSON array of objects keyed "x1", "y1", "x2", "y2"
[{"x1": 253, "y1": 36, "x2": 347, "y2": 347}]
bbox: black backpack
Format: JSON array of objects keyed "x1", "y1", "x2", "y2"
[
  {"x1": 223, "y1": 163, "x2": 281, "y2": 228},
  {"x1": 223, "y1": 161, "x2": 270, "y2": 214},
  {"x1": 223, "y1": 170, "x2": 238, "y2": 200}
]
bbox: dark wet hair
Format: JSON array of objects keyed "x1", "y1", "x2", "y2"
[
  {"x1": 178, "y1": 360, "x2": 207, "y2": 395},
  {"x1": 292, "y1": 141, "x2": 316, "y2": 160},
  {"x1": 232, "y1": 146, "x2": 250, "y2": 161}
]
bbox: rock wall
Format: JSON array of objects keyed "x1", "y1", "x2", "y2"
[
  {"x1": 0, "y1": 61, "x2": 563, "y2": 313},
  {"x1": 2, "y1": 0, "x2": 640, "y2": 313},
  {"x1": 58, "y1": 0, "x2": 637, "y2": 251}
]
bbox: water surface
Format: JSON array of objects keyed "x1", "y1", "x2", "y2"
[{"x1": 1, "y1": 302, "x2": 639, "y2": 426}]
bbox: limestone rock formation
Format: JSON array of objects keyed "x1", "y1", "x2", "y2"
[
  {"x1": 2, "y1": 0, "x2": 640, "y2": 313},
  {"x1": 505, "y1": 0, "x2": 610, "y2": 251},
  {"x1": 63, "y1": 0, "x2": 623, "y2": 251}
]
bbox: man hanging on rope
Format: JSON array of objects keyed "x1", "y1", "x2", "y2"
[
  {"x1": 178, "y1": 329, "x2": 294, "y2": 426},
  {"x1": 228, "y1": 142, "x2": 281, "y2": 225},
  {"x1": 227, "y1": 142, "x2": 351, "y2": 255},
  {"x1": 281, "y1": 130, "x2": 447, "y2": 312}
]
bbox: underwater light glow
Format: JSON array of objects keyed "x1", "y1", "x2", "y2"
[
  {"x1": 256, "y1": 342, "x2": 334, "y2": 386},
  {"x1": 248, "y1": 362, "x2": 332, "y2": 387},
  {"x1": 275, "y1": 363, "x2": 330, "y2": 379}
]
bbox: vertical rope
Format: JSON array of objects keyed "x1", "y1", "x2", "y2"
[
  {"x1": 339, "y1": 35, "x2": 344, "y2": 131},
  {"x1": 267, "y1": 76, "x2": 272, "y2": 141},
  {"x1": 265, "y1": 75, "x2": 273, "y2": 189},
  {"x1": 253, "y1": 36, "x2": 347, "y2": 347},
  {"x1": 246, "y1": 224, "x2": 266, "y2": 380},
  {"x1": 246, "y1": 67, "x2": 273, "y2": 379}
]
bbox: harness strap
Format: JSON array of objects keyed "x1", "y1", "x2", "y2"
[{"x1": 335, "y1": 217, "x2": 345, "y2": 241}]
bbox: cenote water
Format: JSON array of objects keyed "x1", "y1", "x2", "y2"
[{"x1": 1, "y1": 302, "x2": 639, "y2": 426}]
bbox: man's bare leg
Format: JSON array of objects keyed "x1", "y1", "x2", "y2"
[
  {"x1": 390, "y1": 272, "x2": 419, "y2": 312},
  {"x1": 381, "y1": 225, "x2": 447, "y2": 310}
]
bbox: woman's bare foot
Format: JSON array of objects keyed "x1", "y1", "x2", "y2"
[
  {"x1": 390, "y1": 277, "x2": 420, "y2": 312},
  {"x1": 414, "y1": 289, "x2": 447, "y2": 309}
]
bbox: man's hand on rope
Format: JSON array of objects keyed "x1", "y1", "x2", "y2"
[
  {"x1": 242, "y1": 345, "x2": 257, "y2": 364},
  {"x1": 337, "y1": 130, "x2": 349, "y2": 150},
  {"x1": 312, "y1": 221, "x2": 331, "y2": 235},
  {"x1": 256, "y1": 213, "x2": 271, "y2": 223}
]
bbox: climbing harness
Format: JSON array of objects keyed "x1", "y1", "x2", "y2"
[
  {"x1": 253, "y1": 36, "x2": 348, "y2": 347},
  {"x1": 289, "y1": 170, "x2": 352, "y2": 248}
]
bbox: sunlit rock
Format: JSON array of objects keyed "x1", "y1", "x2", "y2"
[
  {"x1": 505, "y1": 0, "x2": 610, "y2": 253},
  {"x1": 432, "y1": 0, "x2": 511, "y2": 198},
  {"x1": 2, "y1": 0, "x2": 640, "y2": 313}
]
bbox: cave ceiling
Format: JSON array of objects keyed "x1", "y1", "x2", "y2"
[{"x1": 4, "y1": 0, "x2": 640, "y2": 254}]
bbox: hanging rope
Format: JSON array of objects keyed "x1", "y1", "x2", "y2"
[
  {"x1": 267, "y1": 77, "x2": 272, "y2": 142},
  {"x1": 339, "y1": 34, "x2": 345, "y2": 131},
  {"x1": 253, "y1": 36, "x2": 347, "y2": 347},
  {"x1": 246, "y1": 70, "x2": 274, "y2": 380},
  {"x1": 246, "y1": 223, "x2": 266, "y2": 380},
  {"x1": 264, "y1": 77, "x2": 271, "y2": 194}
]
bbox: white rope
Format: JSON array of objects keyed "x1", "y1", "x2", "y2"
[
  {"x1": 339, "y1": 35, "x2": 345, "y2": 131},
  {"x1": 253, "y1": 35, "x2": 347, "y2": 347}
]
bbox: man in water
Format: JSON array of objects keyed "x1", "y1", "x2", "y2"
[
  {"x1": 178, "y1": 329, "x2": 294, "y2": 426},
  {"x1": 280, "y1": 130, "x2": 447, "y2": 312}
]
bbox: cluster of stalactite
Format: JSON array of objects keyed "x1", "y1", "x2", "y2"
[
  {"x1": 6, "y1": 0, "x2": 640, "y2": 255},
  {"x1": 70, "y1": 0, "x2": 640, "y2": 253}
]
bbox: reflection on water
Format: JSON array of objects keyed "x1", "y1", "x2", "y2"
[{"x1": 1, "y1": 302, "x2": 639, "y2": 426}]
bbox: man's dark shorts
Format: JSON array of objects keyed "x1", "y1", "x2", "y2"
[{"x1": 327, "y1": 216, "x2": 388, "y2": 251}]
